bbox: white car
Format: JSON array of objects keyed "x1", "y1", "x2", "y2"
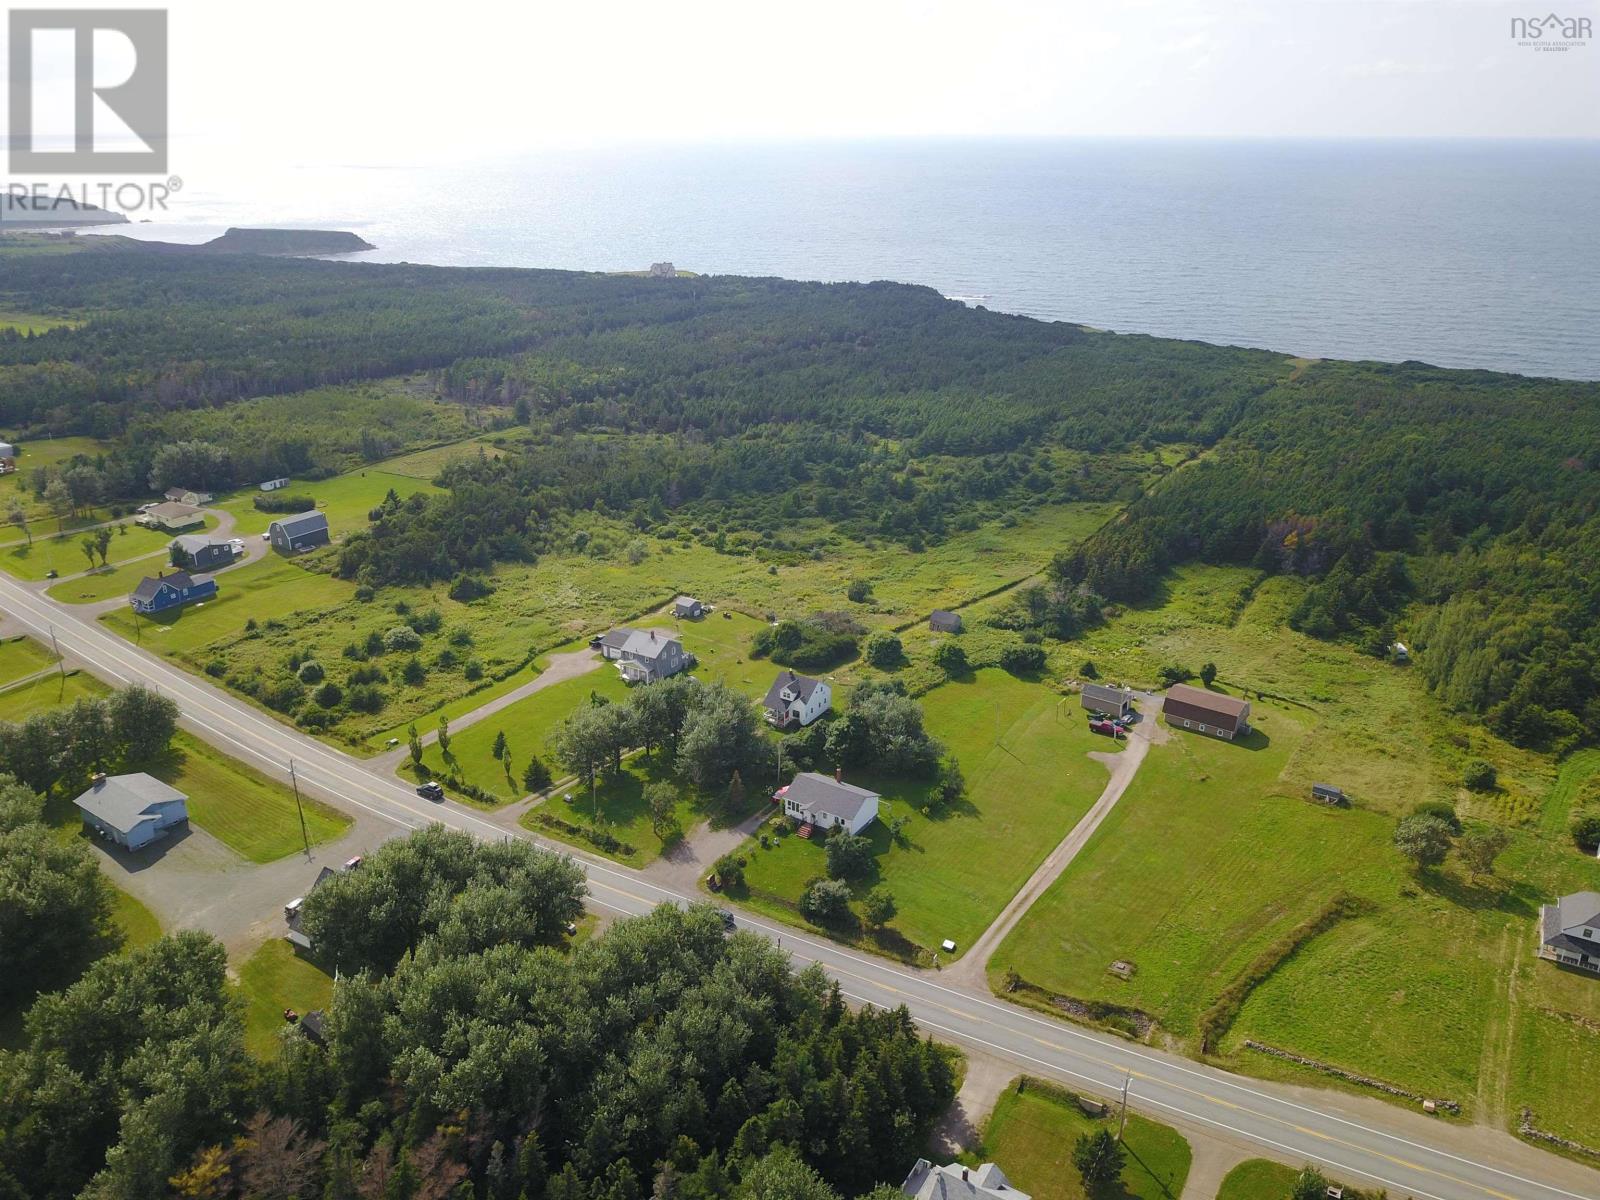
[{"x1": 228, "y1": 538, "x2": 245, "y2": 553}]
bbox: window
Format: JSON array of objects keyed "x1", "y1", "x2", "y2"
[{"x1": 1199, "y1": 724, "x2": 1208, "y2": 733}]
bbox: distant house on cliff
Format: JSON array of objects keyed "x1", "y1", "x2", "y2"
[{"x1": 648, "y1": 261, "x2": 676, "y2": 278}]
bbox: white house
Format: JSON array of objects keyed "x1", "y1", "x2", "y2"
[
  {"x1": 1540, "y1": 892, "x2": 1600, "y2": 974},
  {"x1": 0, "y1": 441, "x2": 16, "y2": 473},
  {"x1": 762, "y1": 670, "x2": 831, "y2": 728},
  {"x1": 74, "y1": 773, "x2": 189, "y2": 851},
  {"x1": 259, "y1": 477, "x2": 291, "y2": 491},
  {"x1": 777, "y1": 771, "x2": 879, "y2": 835},
  {"x1": 164, "y1": 486, "x2": 214, "y2": 506},
  {"x1": 902, "y1": 1160, "x2": 1028, "y2": 1200}
]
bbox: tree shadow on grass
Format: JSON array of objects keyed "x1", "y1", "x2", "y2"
[{"x1": 1416, "y1": 868, "x2": 1541, "y2": 919}]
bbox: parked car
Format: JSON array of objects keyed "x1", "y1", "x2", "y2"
[
  {"x1": 1088, "y1": 719, "x2": 1120, "y2": 737},
  {"x1": 717, "y1": 909, "x2": 737, "y2": 932},
  {"x1": 1087, "y1": 709, "x2": 1111, "y2": 721},
  {"x1": 415, "y1": 781, "x2": 445, "y2": 801},
  {"x1": 283, "y1": 897, "x2": 304, "y2": 920},
  {"x1": 343, "y1": 855, "x2": 364, "y2": 871}
]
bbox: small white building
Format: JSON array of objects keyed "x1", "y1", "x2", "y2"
[
  {"x1": 74, "y1": 773, "x2": 189, "y2": 851},
  {"x1": 762, "y1": 670, "x2": 831, "y2": 728},
  {"x1": 0, "y1": 441, "x2": 16, "y2": 472},
  {"x1": 163, "y1": 486, "x2": 214, "y2": 507},
  {"x1": 777, "y1": 771, "x2": 879, "y2": 835},
  {"x1": 259, "y1": 477, "x2": 291, "y2": 491}
]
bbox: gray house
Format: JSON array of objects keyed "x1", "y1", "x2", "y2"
[
  {"x1": 1081, "y1": 682, "x2": 1132, "y2": 718},
  {"x1": 269, "y1": 510, "x2": 330, "y2": 554},
  {"x1": 778, "y1": 771, "x2": 880, "y2": 835},
  {"x1": 673, "y1": 595, "x2": 705, "y2": 619},
  {"x1": 902, "y1": 1160, "x2": 1028, "y2": 1200},
  {"x1": 1540, "y1": 891, "x2": 1600, "y2": 974},
  {"x1": 615, "y1": 628, "x2": 691, "y2": 683},
  {"x1": 930, "y1": 609, "x2": 963, "y2": 634},
  {"x1": 594, "y1": 628, "x2": 634, "y2": 659},
  {"x1": 74, "y1": 773, "x2": 189, "y2": 850},
  {"x1": 170, "y1": 533, "x2": 234, "y2": 571}
]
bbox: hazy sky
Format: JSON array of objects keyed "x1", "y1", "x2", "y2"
[{"x1": 6, "y1": 0, "x2": 1598, "y2": 166}]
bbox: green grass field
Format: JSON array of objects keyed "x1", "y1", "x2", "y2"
[
  {"x1": 100, "y1": 554, "x2": 355, "y2": 653},
  {"x1": 0, "y1": 435, "x2": 115, "y2": 524},
  {"x1": 109, "y1": 888, "x2": 162, "y2": 949},
  {"x1": 0, "y1": 669, "x2": 105, "y2": 721},
  {"x1": 419, "y1": 666, "x2": 628, "y2": 801},
  {"x1": 0, "y1": 310, "x2": 82, "y2": 333},
  {"x1": 47, "y1": 553, "x2": 195, "y2": 604},
  {"x1": 217, "y1": 467, "x2": 441, "y2": 538},
  {"x1": 149, "y1": 734, "x2": 350, "y2": 863},
  {"x1": 735, "y1": 669, "x2": 1115, "y2": 957},
  {"x1": 520, "y1": 754, "x2": 707, "y2": 865},
  {"x1": 234, "y1": 940, "x2": 334, "y2": 1058},
  {"x1": 0, "y1": 635, "x2": 54, "y2": 687},
  {"x1": 1, "y1": 516, "x2": 185, "y2": 581},
  {"x1": 966, "y1": 1079, "x2": 1191, "y2": 1200},
  {"x1": 1215, "y1": 1160, "x2": 1302, "y2": 1200},
  {"x1": 984, "y1": 566, "x2": 1600, "y2": 1134}
]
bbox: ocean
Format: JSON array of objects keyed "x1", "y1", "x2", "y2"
[{"x1": 89, "y1": 138, "x2": 1600, "y2": 380}]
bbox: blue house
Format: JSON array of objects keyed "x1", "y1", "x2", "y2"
[
  {"x1": 130, "y1": 569, "x2": 216, "y2": 615},
  {"x1": 269, "y1": 510, "x2": 330, "y2": 555}
]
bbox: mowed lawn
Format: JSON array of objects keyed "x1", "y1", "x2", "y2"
[
  {"x1": 421, "y1": 666, "x2": 627, "y2": 802},
  {"x1": 234, "y1": 940, "x2": 334, "y2": 1058},
  {"x1": 49, "y1": 549, "x2": 234, "y2": 604},
  {"x1": 0, "y1": 435, "x2": 112, "y2": 524},
  {"x1": 738, "y1": 669, "x2": 1116, "y2": 956},
  {"x1": 520, "y1": 754, "x2": 708, "y2": 866},
  {"x1": 1, "y1": 518, "x2": 187, "y2": 581},
  {"x1": 0, "y1": 668, "x2": 105, "y2": 721},
  {"x1": 970, "y1": 1079, "x2": 1191, "y2": 1200},
  {"x1": 218, "y1": 466, "x2": 441, "y2": 538},
  {"x1": 149, "y1": 734, "x2": 350, "y2": 863},
  {"x1": 100, "y1": 555, "x2": 355, "y2": 656},
  {"x1": 0, "y1": 635, "x2": 54, "y2": 687},
  {"x1": 1215, "y1": 1160, "x2": 1302, "y2": 1200}
]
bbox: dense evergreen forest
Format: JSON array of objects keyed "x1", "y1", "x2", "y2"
[
  {"x1": 0, "y1": 816, "x2": 952, "y2": 1200},
  {"x1": 3, "y1": 243, "x2": 1599, "y2": 744}
]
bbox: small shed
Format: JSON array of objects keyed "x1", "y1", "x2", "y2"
[
  {"x1": 1392, "y1": 642, "x2": 1409, "y2": 663},
  {"x1": 673, "y1": 595, "x2": 704, "y2": 619},
  {"x1": 1082, "y1": 683, "x2": 1132, "y2": 718},
  {"x1": 1311, "y1": 783, "x2": 1348, "y2": 806},
  {"x1": 259, "y1": 477, "x2": 291, "y2": 491},
  {"x1": 930, "y1": 609, "x2": 962, "y2": 634}
]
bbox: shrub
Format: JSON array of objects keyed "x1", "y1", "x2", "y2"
[
  {"x1": 346, "y1": 683, "x2": 385, "y2": 714},
  {"x1": 998, "y1": 644, "x2": 1046, "y2": 674},
  {"x1": 1570, "y1": 807, "x2": 1600, "y2": 851},
  {"x1": 863, "y1": 633, "x2": 904, "y2": 669},
  {"x1": 448, "y1": 627, "x2": 474, "y2": 647},
  {"x1": 341, "y1": 641, "x2": 366, "y2": 661},
  {"x1": 448, "y1": 573, "x2": 495, "y2": 602},
  {"x1": 1394, "y1": 814, "x2": 1454, "y2": 870},
  {"x1": 383, "y1": 625, "x2": 423, "y2": 653},
  {"x1": 862, "y1": 887, "x2": 897, "y2": 928},
  {"x1": 259, "y1": 678, "x2": 305, "y2": 713},
  {"x1": 401, "y1": 656, "x2": 426, "y2": 685},
  {"x1": 253, "y1": 491, "x2": 316, "y2": 513},
  {"x1": 349, "y1": 664, "x2": 386, "y2": 685},
  {"x1": 298, "y1": 707, "x2": 332, "y2": 730},
  {"x1": 799, "y1": 878, "x2": 852, "y2": 925},
  {"x1": 353, "y1": 584, "x2": 375, "y2": 602},
  {"x1": 1080, "y1": 659, "x2": 1098, "y2": 679},
  {"x1": 313, "y1": 681, "x2": 343, "y2": 708},
  {"x1": 1411, "y1": 799, "x2": 1461, "y2": 834},
  {"x1": 931, "y1": 640, "x2": 967, "y2": 676},
  {"x1": 1158, "y1": 663, "x2": 1193, "y2": 687},
  {"x1": 1199, "y1": 661, "x2": 1218, "y2": 686},
  {"x1": 522, "y1": 755, "x2": 553, "y2": 793},
  {"x1": 847, "y1": 579, "x2": 873, "y2": 603},
  {"x1": 464, "y1": 657, "x2": 484, "y2": 681},
  {"x1": 296, "y1": 660, "x2": 324, "y2": 684},
  {"x1": 364, "y1": 630, "x2": 385, "y2": 656},
  {"x1": 752, "y1": 613, "x2": 863, "y2": 670},
  {"x1": 435, "y1": 647, "x2": 459, "y2": 669},
  {"x1": 1463, "y1": 759, "x2": 1497, "y2": 791},
  {"x1": 713, "y1": 852, "x2": 746, "y2": 889},
  {"x1": 406, "y1": 608, "x2": 443, "y2": 635},
  {"x1": 824, "y1": 832, "x2": 874, "y2": 880}
]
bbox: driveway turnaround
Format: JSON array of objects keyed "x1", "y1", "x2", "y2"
[{"x1": 1, "y1": 572, "x2": 1597, "y2": 1200}]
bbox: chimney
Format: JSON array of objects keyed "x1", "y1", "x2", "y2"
[
  {"x1": 91, "y1": 772, "x2": 107, "y2": 788},
  {"x1": 962, "y1": 1171, "x2": 969, "y2": 1183},
  {"x1": 834, "y1": 766, "x2": 842, "y2": 783}
]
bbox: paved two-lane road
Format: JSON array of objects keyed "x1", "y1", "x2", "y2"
[{"x1": 2, "y1": 573, "x2": 1597, "y2": 1200}]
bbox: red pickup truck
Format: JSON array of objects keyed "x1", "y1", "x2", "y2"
[{"x1": 1088, "y1": 719, "x2": 1121, "y2": 737}]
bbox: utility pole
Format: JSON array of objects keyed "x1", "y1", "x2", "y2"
[
  {"x1": 288, "y1": 758, "x2": 311, "y2": 858},
  {"x1": 46, "y1": 623, "x2": 66, "y2": 696},
  {"x1": 1117, "y1": 1071, "x2": 1131, "y2": 1142}
]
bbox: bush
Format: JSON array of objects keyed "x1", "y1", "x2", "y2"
[
  {"x1": 1158, "y1": 663, "x2": 1193, "y2": 687},
  {"x1": 464, "y1": 657, "x2": 484, "y2": 681},
  {"x1": 1080, "y1": 659, "x2": 1098, "y2": 679},
  {"x1": 313, "y1": 681, "x2": 343, "y2": 708},
  {"x1": 931, "y1": 640, "x2": 967, "y2": 676},
  {"x1": 847, "y1": 579, "x2": 873, "y2": 603},
  {"x1": 447, "y1": 573, "x2": 495, "y2": 602},
  {"x1": 1463, "y1": 759, "x2": 1497, "y2": 791},
  {"x1": 752, "y1": 617, "x2": 859, "y2": 670},
  {"x1": 401, "y1": 656, "x2": 426, "y2": 685},
  {"x1": 799, "y1": 878, "x2": 853, "y2": 925},
  {"x1": 383, "y1": 625, "x2": 423, "y2": 653},
  {"x1": 406, "y1": 608, "x2": 443, "y2": 635},
  {"x1": 824, "y1": 832, "x2": 874, "y2": 880},
  {"x1": 863, "y1": 632, "x2": 904, "y2": 669},
  {"x1": 364, "y1": 630, "x2": 385, "y2": 656},
  {"x1": 340, "y1": 640, "x2": 366, "y2": 661},
  {"x1": 1570, "y1": 807, "x2": 1600, "y2": 851},
  {"x1": 296, "y1": 660, "x2": 324, "y2": 684},
  {"x1": 998, "y1": 644, "x2": 1046, "y2": 674},
  {"x1": 353, "y1": 584, "x2": 375, "y2": 602},
  {"x1": 1199, "y1": 661, "x2": 1217, "y2": 686},
  {"x1": 346, "y1": 683, "x2": 385, "y2": 714},
  {"x1": 1394, "y1": 813, "x2": 1454, "y2": 870},
  {"x1": 252, "y1": 491, "x2": 316, "y2": 513},
  {"x1": 713, "y1": 852, "x2": 746, "y2": 889},
  {"x1": 259, "y1": 678, "x2": 305, "y2": 714},
  {"x1": 349, "y1": 664, "x2": 386, "y2": 686},
  {"x1": 1411, "y1": 799, "x2": 1461, "y2": 834}
]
